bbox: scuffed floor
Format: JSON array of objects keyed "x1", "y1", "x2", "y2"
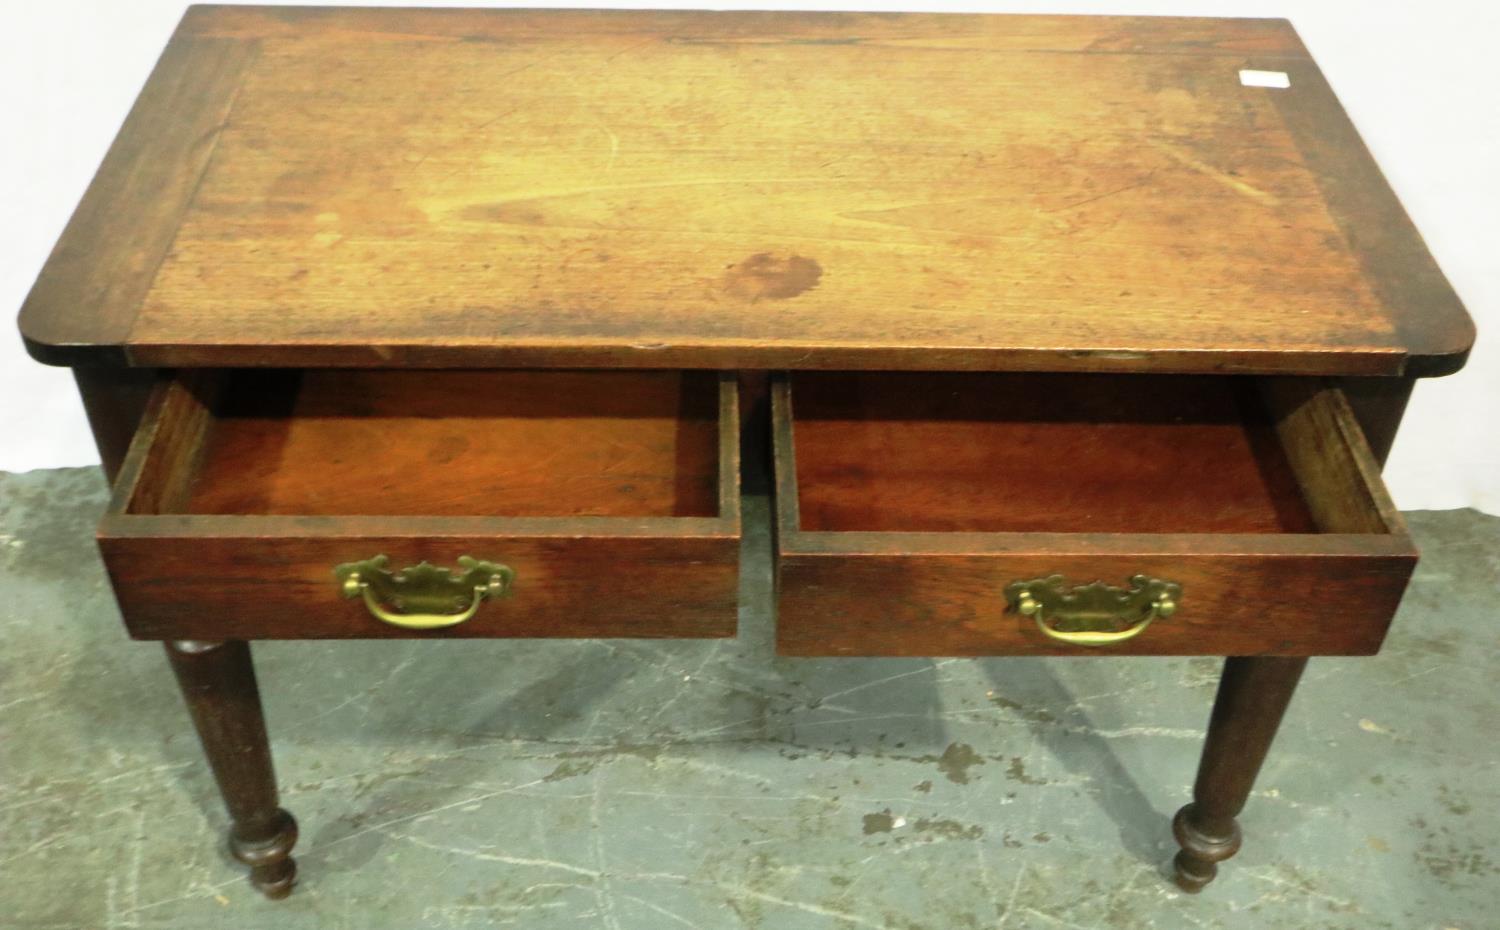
[{"x1": 2, "y1": 466, "x2": 1497, "y2": 929}]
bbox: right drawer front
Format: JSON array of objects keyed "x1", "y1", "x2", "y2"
[
  {"x1": 773, "y1": 372, "x2": 1417, "y2": 658},
  {"x1": 777, "y1": 543, "x2": 1414, "y2": 657}
]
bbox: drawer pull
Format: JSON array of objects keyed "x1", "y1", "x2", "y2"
[
  {"x1": 1005, "y1": 574, "x2": 1180, "y2": 646},
  {"x1": 334, "y1": 556, "x2": 514, "y2": 630}
]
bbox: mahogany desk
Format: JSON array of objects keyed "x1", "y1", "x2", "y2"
[{"x1": 18, "y1": 7, "x2": 1474, "y2": 900}]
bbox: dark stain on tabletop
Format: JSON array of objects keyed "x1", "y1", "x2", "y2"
[
  {"x1": 459, "y1": 201, "x2": 547, "y2": 226},
  {"x1": 724, "y1": 252, "x2": 822, "y2": 302}
]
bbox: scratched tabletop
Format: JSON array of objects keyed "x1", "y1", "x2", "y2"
[{"x1": 20, "y1": 7, "x2": 1471, "y2": 375}]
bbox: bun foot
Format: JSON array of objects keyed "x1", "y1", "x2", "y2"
[
  {"x1": 230, "y1": 808, "x2": 299, "y2": 899},
  {"x1": 1171, "y1": 803, "x2": 1242, "y2": 893}
]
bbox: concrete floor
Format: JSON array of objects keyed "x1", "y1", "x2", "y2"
[{"x1": 2, "y1": 466, "x2": 1497, "y2": 930}]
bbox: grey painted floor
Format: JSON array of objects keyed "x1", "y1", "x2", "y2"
[{"x1": 2, "y1": 466, "x2": 1497, "y2": 929}]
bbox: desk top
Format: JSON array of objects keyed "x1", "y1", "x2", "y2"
[{"x1": 19, "y1": 7, "x2": 1472, "y2": 375}]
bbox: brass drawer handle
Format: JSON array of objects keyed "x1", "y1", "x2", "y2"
[
  {"x1": 1005, "y1": 574, "x2": 1180, "y2": 647},
  {"x1": 334, "y1": 556, "x2": 514, "y2": 630}
]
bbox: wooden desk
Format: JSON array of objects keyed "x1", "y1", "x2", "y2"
[{"x1": 18, "y1": 7, "x2": 1473, "y2": 900}]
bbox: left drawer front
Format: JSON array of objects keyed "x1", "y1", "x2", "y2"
[
  {"x1": 97, "y1": 369, "x2": 741, "y2": 640},
  {"x1": 99, "y1": 530, "x2": 738, "y2": 640}
]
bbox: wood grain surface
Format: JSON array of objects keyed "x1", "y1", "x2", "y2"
[
  {"x1": 179, "y1": 370, "x2": 722, "y2": 518},
  {"x1": 18, "y1": 34, "x2": 256, "y2": 366},
  {"x1": 103, "y1": 529, "x2": 742, "y2": 641},
  {"x1": 788, "y1": 372, "x2": 1318, "y2": 534},
  {"x1": 19, "y1": 7, "x2": 1472, "y2": 375},
  {"x1": 771, "y1": 374, "x2": 1416, "y2": 656},
  {"x1": 98, "y1": 369, "x2": 742, "y2": 640}
]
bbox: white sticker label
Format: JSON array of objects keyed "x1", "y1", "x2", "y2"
[{"x1": 1239, "y1": 69, "x2": 1291, "y2": 89}]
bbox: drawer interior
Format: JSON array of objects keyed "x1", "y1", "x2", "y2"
[
  {"x1": 123, "y1": 370, "x2": 724, "y2": 519},
  {"x1": 785, "y1": 372, "x2": 1390, "y2": 536}
]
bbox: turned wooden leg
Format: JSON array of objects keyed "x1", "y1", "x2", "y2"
[
  {"x1": 165, "y1": 640, "x2": 298, "y2": 899},
  {"x1": 1172, "y1": 656, "x2": 1308, "y2": 892}
]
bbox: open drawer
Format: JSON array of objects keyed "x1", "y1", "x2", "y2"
[
  {"x1": 772, "y1": 372, "x2": 1416, "y2": 657},
  {"x1": 99, "y1": 370, "x2": 740, "y2": 640}
]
